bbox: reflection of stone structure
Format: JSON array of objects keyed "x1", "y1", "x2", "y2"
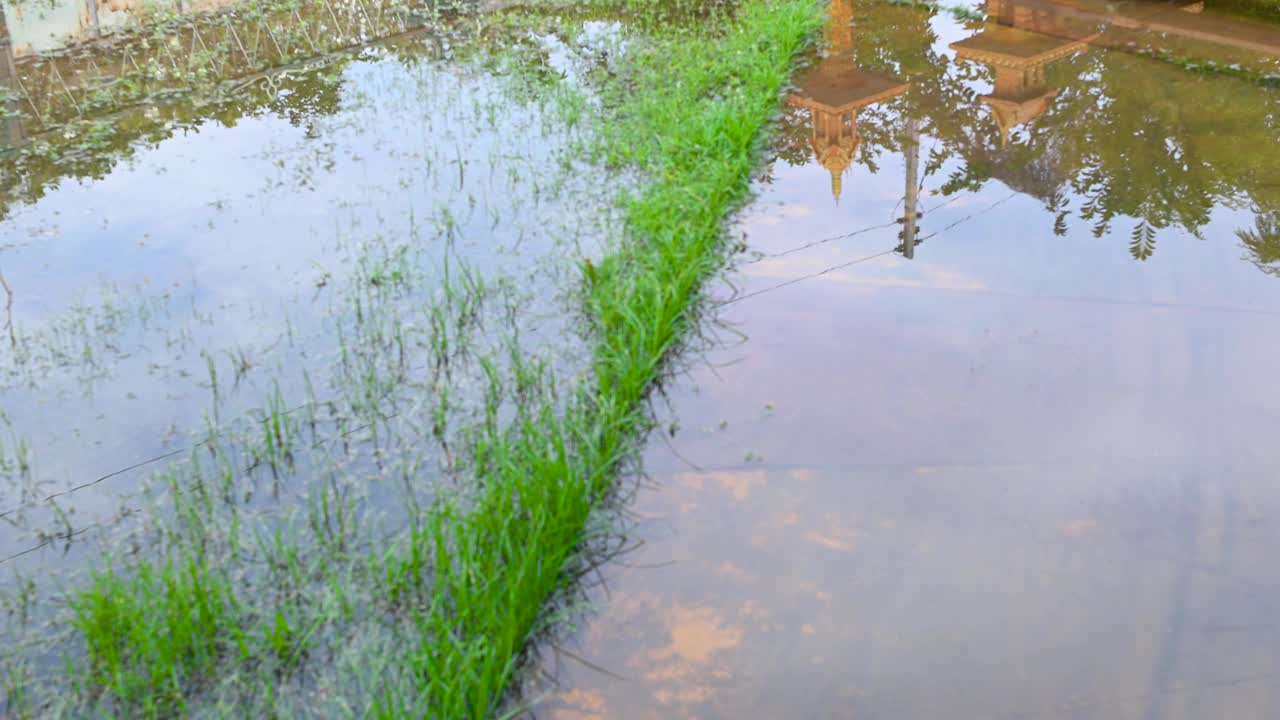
[
  {"x1": 950, "y1": 24, "x2": 1092, "y2": 146},
  {"x1": 786, "y1": 0, "x2": 909, "y2": 201},
  {"x1": 983, "y1": 0, "x2": 1280, "y2": 64}
]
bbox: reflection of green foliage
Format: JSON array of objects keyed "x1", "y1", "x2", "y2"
[
  {"x1": 772, "y1": 100, "x2": 814, "y2": 169},
  {"x1": 1129, "y1": 220, "x2": 1157, "y2": 260},
  {"x1": 1239, "y1": 212, "x2": 1280, "y2": 276},
  {"x1": 1204, "y1": 0, "x2": 1280, "y2": 22},
  {"x1": 1040, "y1": 51, "x2": 1280, "y2": 239},
  {"x1": 859, "y1": 0, "x2": 1279, "y2": 249},
  {"x1": 855, "y1": 0, "x2": 942, "y2": 78},
  {"x1": 769, "y1": 0, "x2": 1280, "y2": 270}
]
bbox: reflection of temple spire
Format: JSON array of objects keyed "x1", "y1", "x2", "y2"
[
  {"x1": 983, "y1": 0, "x2": 1280, "y2": 60},
  {"x1": 810, "y1": 108, "x2": 857, "y2": 203},
  {"x1": 950, "y1": 21, "x2": 1091, "y2": 146},
  {"x1": 786, "y1": 0, "x2": 909, "y2": 202}
]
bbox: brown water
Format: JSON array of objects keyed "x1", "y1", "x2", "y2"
[{"x1": 526, "y1": 1, "x2": 1280, "y2": 718}]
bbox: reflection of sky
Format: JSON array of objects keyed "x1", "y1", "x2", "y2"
[
  {"x1": 3, "y1": 0, "x2": 136, "y2": 54},
  {"x1": 742, "y1": 142, "x2": 1280, "y2": 313},
  {"x1": 533, "y1": 7, "x2": 1280, "y2": 719},
  {"x1": 537, "y1": 162, "x2": 1280, "y2": 719},
  {"x1": 0, "y1": 47, "x2": 606, "y2": 562}
]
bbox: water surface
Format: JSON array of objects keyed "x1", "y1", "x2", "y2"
[
  {"x1": 528, "y1": 1, "x2": 1280, "y2": 717},
  {"x1": 0, "y1": 0, "x2": 608, "y2": 609}
]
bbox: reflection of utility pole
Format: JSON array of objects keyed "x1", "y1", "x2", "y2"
[
  {"x1": 0, "y1": 271, "x2": 12, "y2": 348},
  {"x1": 86, "y1": 0, "x2": 102, "y2": 37},
  {"x1": 897, "y1": 117, "x2": 921, "y2": 259},
  {"x1": 0, "y1": 2, "x2": 23, "y2": 148}
]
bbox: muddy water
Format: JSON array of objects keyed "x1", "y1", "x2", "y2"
[{"x1": 528, "y1": 1, "x2": 1280, "y2": 718}]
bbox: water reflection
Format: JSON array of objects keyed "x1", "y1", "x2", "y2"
[
  {"x1": 784, "y1": 0, "x2": 909, "y2": 203},
  {"x1": 985, "y1": 0, "x2": 1280, "y2": 65},
  {"x1": 0, "y1": 0, "x2": 607, "y2": 583},
  {"x1": 529, "y1": 1, "x2": 1280, "y2": 718},
  {"x1": 0, "y1": 0, "x2": 458, "y2": 222},
  {"x1": 1239, "y1": 212, "x2": 1280, "y2": 276},
  {"x1": 949, "y1": 20, "x2": 1092, "y2": 146},
  {"x1": 773, "y1": 0, "x2": 1280, "y2": 264}
]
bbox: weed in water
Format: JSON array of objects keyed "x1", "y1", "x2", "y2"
[{"x1": 69, "y1": 556, "x2": 243, "y2": 718}]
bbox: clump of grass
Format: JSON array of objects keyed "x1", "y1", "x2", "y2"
[{"x1": 68, "y1": 556, "x2": 244, "y2": 719}]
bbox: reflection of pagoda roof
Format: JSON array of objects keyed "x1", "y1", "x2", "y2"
[
  {"x1": 787, "y1": 54, "x2": 910, "y2": 113},
  {"x1": 950, "y1": 25, "x2": 1091, "y2": 67},
  {"x1": 982, "y1": 92, "x2": 1056, "y2": 141}
]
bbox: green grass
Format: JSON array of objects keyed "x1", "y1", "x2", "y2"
[
  {"x1": 35, "y1": 0, "x2": 827, "y2": 716},
  {"x1": 375, "y1": 0, "x2": 824, "y2": 715},
  {"x1": 69, "y1": 556, "x2": 243, "y2": 719}
]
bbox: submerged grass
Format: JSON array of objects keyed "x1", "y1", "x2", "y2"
[
  {"x1": 378, "y1": 0, "x2": 824, "y2": 715},
  {"x1": 27, "y1": 0, "x2": 826, "y2": 716},
  {"x1": 69, "y1": 557, "x2": 241, "y2": 718}
]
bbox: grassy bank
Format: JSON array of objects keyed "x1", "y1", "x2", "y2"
[
  {"x1": 377, "y1": 0, "x2": 824, "y2": 715},
  {"x1": 13, "y1": 0, "x2": 825, "y2": 716}
]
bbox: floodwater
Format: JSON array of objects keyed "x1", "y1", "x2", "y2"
[
  {"x1": 0, "y1": 0, "x2": 610, "y2": 575},
  {"x1": 527, "y1": 1, "x2": 1280, "y2": 718},
  {"x1": 2, "y1": 0, "x2": 628, "y2": 711}
]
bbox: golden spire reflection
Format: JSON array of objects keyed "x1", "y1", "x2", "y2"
[{"x1": 785, "y1": 0, "x2": 909, "y2": 202}]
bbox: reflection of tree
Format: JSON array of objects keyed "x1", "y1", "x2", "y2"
[
  {"x1": 846, "y1": 0, "x2": 1280, "y2": 257},
  {"x1": 1240, "y1": 212, "x2": 1280, "y2": 277},
  {"x1": 771, "y1": 0, "x2": 942, "y2": 177},
  {"x1": 0, "y1": 23, "x2": 467, "y2": 221},
  {"x1": 0, "y1": 63, "x2": 347, "y2": 219},
  {"x1": 961, "y1": 3, "x2": 1280, "y2": 241},
  {"x1": 1205, "y1": 0, "x2": 1280, "y2": 21}
]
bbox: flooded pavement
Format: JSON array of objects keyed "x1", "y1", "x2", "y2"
[{"x1": 527, "y1": 1, "x2": 1280, "y2": 718}]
